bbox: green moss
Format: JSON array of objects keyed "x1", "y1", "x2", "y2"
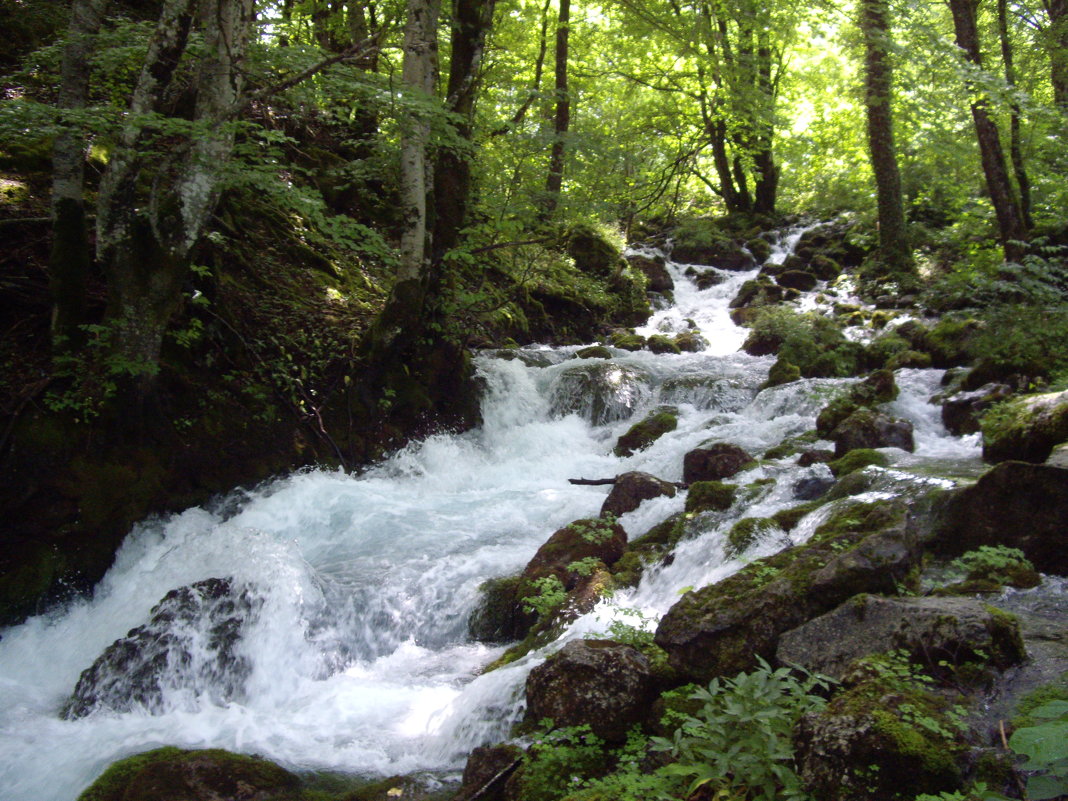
[
  {"x1": 1013, "y1": 671, "x2": 1068, "y2": 728},
  {"x1": 886, "y1": 350, "x2": 932, "y2": 370},
  {"x1": 646, "y1": 334, "x2": 682, "y2": 355},
  {"x1": 765, "y1": 357, "x2": 801, "y2": 387},
  {"x1": 811, "y1": 499, "x2": 905, "y2": 544},
  {"x1": 829, "y1": 448, "x2": 890, "y2": 477},
  {"x1": 926, "y1": 315, "x2": 981, "y2": 367},
  {"x1": 771, "y1": 501, "x2": 823, "y2": 532},
  {"x1": 609, "y1": 331, "x2": 646, "y2": 351},
  {"x1": 725, "y1": 517, "x2": 781, "y2": 558},
  {"x1": 685, "y1": 480, "x2": 736, "y2": 513},
  {"x1": 576, "y1": 345, "x2": 612, "y2": 359},
  {"x1": 614, "y1": 409, "x2": 678, "y2": 457}
]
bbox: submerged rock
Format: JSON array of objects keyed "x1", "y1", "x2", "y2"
[
  {"x1": 600, "y1": 471, "x2": 677, "y2": 518},
  {"x1": 548, "y1": 362, "x2": 651, "y2": 425},
  {"x1": 777, "y1": 595, "x2": 1026, "y2": 681},
  {"x1": 523, "y1": 639, "x2": 656, "y2": 742},
  {"x1": 63, "y1": 577, "x2": 260, "y2": 719}
]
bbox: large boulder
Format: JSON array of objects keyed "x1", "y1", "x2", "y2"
[
  {"x1": 776, "y1": 270, "x2": 818, "y2": 292},
  {"x1": 777, "y1": 595, "x2": 1026, "y2": 681},
  {"x1": 548, "y1": 362, "x2": 652, "y2": 425},
  {"x1": 924, "y1": 461, "x2": 1068, "y2": 575},
  {"x1": 63, "y1": 577, "x2": 259, "y2": 719},
  {"x1": 614, "y1": 409, "x2": 678, "y2": 457},
  {"x1": 626, "y1": 253, "x2": 674, "y2": 293},
  {"x1": 76, "y1": 747, "x2": 300, "y2": 801},
  {"x1": 520, "y1": 519, "x2": 627, "y2": 595},
  {"x1": 682, "y1": 442, "x2": 754, "y2": 483},
  {"x1": 941, "y1": 382, "x2": 1013, "y2": 436},
  {"x1": 830, "y1": 409, "x2": 915, "y2": 457},
  {"x1": 523, "y1": 639, "x2": 656, "y2": 742},
  {"x1": 982, "y1": 389, "x2": 1068, "y2": 463},
  {"x1": 672, "y1": 238, "x2": 756, "y2": 271},
  {"x1": 654, "y1": 499, "x2": 919, "y2": 682},
  {"x1": 600, "y1": 471, "x2": 677, "y2": 518}
]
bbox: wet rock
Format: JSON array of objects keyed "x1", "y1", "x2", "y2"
[
  {"x1": 524, "y1": 639, "x2": 656, "y2": 742},
  {"x1": 574, "y1": 345, "x2": 613, "y2": 360},
  {"x1": 777, "y1": 595, "x2": 1026, "y2": 681},
  {"x1": 797, "y1": 448, "x2": 835, "y2": 467},
  {"x1": 941, "y1": 382, "x2": 1013, "y2": 436},
  {"x1": 76, "y1": 747, "x2": 300, "y2": 801},
  {"x1": 682, "y1": 442, "x2": 755, "y2": 483},
  {"x1": 685, "y1": 480, "x2": 737, "y2": 513},
  {"x1": 673, "y1": 330, "x2": 708, "y2": 352},
  {"x1": 725, "y1": 517, "x2": 785, "y2": 558},
  {"x1": 925, "y1": 461, "x2": 1068, "y2": 575},
  {"x1": 982, "y1": 389, "x2": 1068, "y2": 464},
  {"x1": 549, "y1": 362, "x2": 651, "y2": 425},
  {"x1": 626, "y1": 253, "x2": 673, "y2": 293},
  {"x1": 792, "y1": 475, "x2": 834, "y2": 500},
  {"x1": 830, "y1": 409, "x2": 915, "y2": 457},
  {"x1": 63, "y1": 577, "x2": 259, "y2": 719},
  {"x1": 660, "y1": 374, "x2": 751, "y2": 412},
  {"x1": 765, "y1": 358, "x2": 800, "y2": 387},
  {"x1": 608, "y1": 330, "x2": 646, "y2": 351},
  {"x1": 694, "y1": 269, "x2": 727, "y2": 289},
  {"x1": 672, "y1": 239, "x2": 755, "y2": 271},
  {"x1": 646, "y1": 334, "x2": 682, "y2": 354},
  {"x1": 829, "y1": 447, "x2": 890, "y2": 477},
  {"x1": 567, "y1": 223, "x2": 621, "y2": 278},
  {"x1": 614, "y1": 409, "x2": 678, "y2": 457},
  {"x1": 469, "y1": 576, "x2": 526, "y2": 643},
  {"x1": 776, "y1": 270, "x2": 818, "y2": 292},
  {"x1": 454, "y1": 744, "x2": 524, "y2": 801},
  {"x1": 655, "y1": 499, "x2": 918, "y2": 682},
  {"x1": 729, "y1": 277, "x2": 784, "y2": 310},
  {"x1": 521, "y1": 519, "x2": 628, "y2": 596},
  {"x1": 601, "y1": 471, "x2": 678, "y2": 517},
  {"x1": 794, "y1": 670, "x2": 966, "y2": 801}
]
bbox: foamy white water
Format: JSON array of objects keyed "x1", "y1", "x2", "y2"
[{"x1": 0, "y1": 226, "x2": 981, "y2": 800}]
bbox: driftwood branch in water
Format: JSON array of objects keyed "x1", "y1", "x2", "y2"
[{"x1": 569, "y1": 476, "x2": 689, "y2": 489}]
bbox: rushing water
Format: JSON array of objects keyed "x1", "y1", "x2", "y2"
[{"x1": 0, "y1": 228, "x2": 984, "y2": 800}]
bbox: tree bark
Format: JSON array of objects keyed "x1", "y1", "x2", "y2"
[
  {"x1": 1043, "y1": 0, "x2": 1068, "y2": 108},
  {"x1": 50, "y1": 0, "x2": 109, "y2": 351},
  {"x1": 998, "y1": 0, "x2": 1033, "y2": 227},
  {"x1": 541, "y1": 0, "x2": 570, "y2": 217},
  {"x1": 859, "y1": 0, "x2": 913, "y2": 274},
  {"x1": 948, "y1": 0, "x2": 1028, "y2": 261}
]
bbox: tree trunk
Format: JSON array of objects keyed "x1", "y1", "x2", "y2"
[
  {"x1": 859, "y1": 0, "x2": 913, "y2": 274},
  {"x1": 541, "y1": 0, "x2": 570, "y2": 217},
  {"x1": 96, "y1": 0, "x2": 254, "y2": 399},
  {"x1": 1044, "y1": 0, "x2": 1068, "y2": 108},
  {"x1": 50, "y1": 0, "x2": 109, "y2": 352},
  {"x1": 948, "y1": 0, "x2": 1028, "y2": 262},
  {"x1": 998, "y1": 0, "x2": 1033, "y2": 228},
  {"x1": 751, "y1": 36, "x2": 778, "y2": 214}
]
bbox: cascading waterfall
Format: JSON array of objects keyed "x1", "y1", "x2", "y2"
[{"x1": 0, "y1": 226, "x2": 983, "y2": 801}]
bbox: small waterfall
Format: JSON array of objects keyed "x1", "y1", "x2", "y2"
[{"x1": 0, "y1": 224, "x2": 982, "y2": 800}]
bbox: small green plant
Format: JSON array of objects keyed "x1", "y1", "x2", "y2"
[
  {"x1": 947, "y1": 545, "x2": 1037, "y2": 587},
  {"x1": 567, "y1": 557, "x2": 603, "y2": 577},
  {"x1": 1008, "y1": 701, "x2": 1068, "y2": 800},
  {"x1": 651, "y1": 659, "x2": 833, "y2": 801},
  {"x1": 521, "y1": 575, "x2": 567, "y2": 619},
  {"x1": 570, "y1": 516, "x2": 617, "y2": 545},
  {"x1": 515, "y1": 723, "x2": 609, "y2": 801}
]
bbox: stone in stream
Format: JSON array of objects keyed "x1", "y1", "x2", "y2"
[
  {"x1": 548, "y1": 361, "x2": 652, "y2": 425},
  {"x1": 682, "y1": 442, "x2": 755, "y2": 483},
  {"x1": 941, "y1": 382, "x2": 1013, "y2": 436},
  {"x1": 523, "y1": 639, "x2": 657, "y2": 742},
  {"x1": 625, "y1": 252, "x2": 674, "y2": 293},
  {"x1": 924, "y1": 460, "x2": 1068, "y2": 575},
  {"x1": 981, "y1": 388, "x2": 1068, "y2": 463},
  {"x1": 776, "y1": 595, "x2": 1025, "y2": 681},
  {"x1": 829, "y1": 409, "x2": 914, "y2": 457},
  {"x1": 600, "y1": 471, "x2": 677, "y2": 517},
  {"x1": 63, "y1": 577, "x2": 260, "y2": 719},
  {"x1": 613, "y1": 408, "x2": 678, "y2": 457},
  {"x1": 655, "y1": 498, "x2": 919, "y2": 682}
]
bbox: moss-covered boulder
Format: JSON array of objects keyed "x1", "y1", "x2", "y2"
[
  {"x1": 776, "y1": 270, "x2": 819, "y2": 292},
  {"x1": 77, "y1": 747, "x2": 299, "y2": 801},
  {"x1": 765, "y1": 357, "x2": 801, "y2": 388},
  {"x1": 671, "y1": 220, "x2": 756, "y2": 270},
  {"x1": 940, "y1": 382, "x2": 1013, "y2": 436},
  {"x1": 646, "y1": 334, "x2": 682, "y2": 355},
  {"x1": 574, "y1": 345, "x2": 613, "y2": 360},
  {"x1": 682, "y1": 442, "x2": 754, "y2": 483},
  {"x1": 654, "y1": 499, "x2": 918, "y2": 682},
  {"x1": 468, "y1": 576, "x2": 526, "y2": 643},
  {"x1": 925, "y1": 461, "x2": 1068, "y2": 575},
  {"x1": 685, "y1": 481, "x2": 737, "y2": 514},
  {"x1": 607, "y1": 330, "x2": 646, "y2": 351},
  {"x1": 725, "y1": 517, "x2": 783, "y2": 558},
  {"x1": 625, "y1": 253, "x2": 673, "y2": 293},
  {"x1": 548, "y1": 362, "x2": 652, "y2": 425},
  {"x1": 600, "y1": 472, "x2": 677, "y2": 518},
  {"x1": 794, "y1": 663, "x2": 967, "y2": 801},
  {"x1": 777, "y1": 595, "x2": 1026, "y2": 681},
  {"x1": 730, "y1": 277, "x2": 784, "y2": 311},
  {"x1": 981, "y1": 389, "x2": 1068, "y2": 464},
  {"x1": 566, "y1": 224, "x2": 622, "y2": 278},
  {"x1": 523, "y1": 639, "x2": 657, "y2": 742},
  {"x1": 829, "y1": 448, "x2": 890, "y2": 477},
  {"x1": 453, "y1": 744, "x2": 524, "y2": 801},
  {"x1": 520, "y1": 519, "x2": 627, "y2": 601},
  {"x1": 613, "y1": 409, "x2": 678, "y2": 457},
  {"x1": 829, "y1": 409, "x2": 914, "y2": 458},
  {"x1": 672, "y1": 330, "x2": 708, "y2": 352}
]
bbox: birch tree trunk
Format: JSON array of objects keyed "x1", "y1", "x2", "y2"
[{"x1": 49, "y1": 0, "x2": 108, "y2": 351}]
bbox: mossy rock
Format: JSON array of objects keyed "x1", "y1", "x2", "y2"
[
  {"x1": 866, "y1": 332, "x2": 910, "y2": 369},
  {"x1": 725, "y1": 517, "x2": 782, "y2": 558},
  {"x1": 646, "y1": 334, "x2": 682, "y2": 355},
  {"x1": 468, "y1": 575, "x2": 524, "y2": 643},
  {"x1": 772, "y1": 501, "x2": 823, "y2": 532},
  {"x1": 77, "y1": 747, "x2": 300, "y2": 801},
  {"x1": 608, "y1": 331, "x2": 646, "y2": 351},
  {"x1": 829, "y1": 448, "x2": 890, "y2": 477},
  {"x1": 926, "y1": 315, "x2": 982, "y2": 368},
  {"x1": 613, "y1": 409, "x2": 679, "y2": 457},
  {"x1": 765, "y1": 357, "x2": 800, "y2": 388},
  {"x1": 575, "y1": 345, "x2": 613, "y2": 360},
  {"x1": 981, "y1": 389, "x2": 1068, "y2": 464},
  {"x1": 684, "y1": 480, "x2": 737, "y2": 514},
  {"x1": 887, "y1": 349, "x2": 932, "y2": 370},
  {"x1": 655, "y1": 499, "x2": 915, "y2": 682},
  {"x1": 673, "y1": 331, "x2": 707, "y2": 352},
  {"x1": 816, "y1": 395, "x2": 860, "y2": 437},
  {"x1": 746, "y1": 237, "x2": 772, "y2": 263},
  {"x1": 566, "y1": 223, "x2": 622, "y2": 278},
  {"x1": 795, "y1": 664, "x2": 966, "y2": 801}
]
